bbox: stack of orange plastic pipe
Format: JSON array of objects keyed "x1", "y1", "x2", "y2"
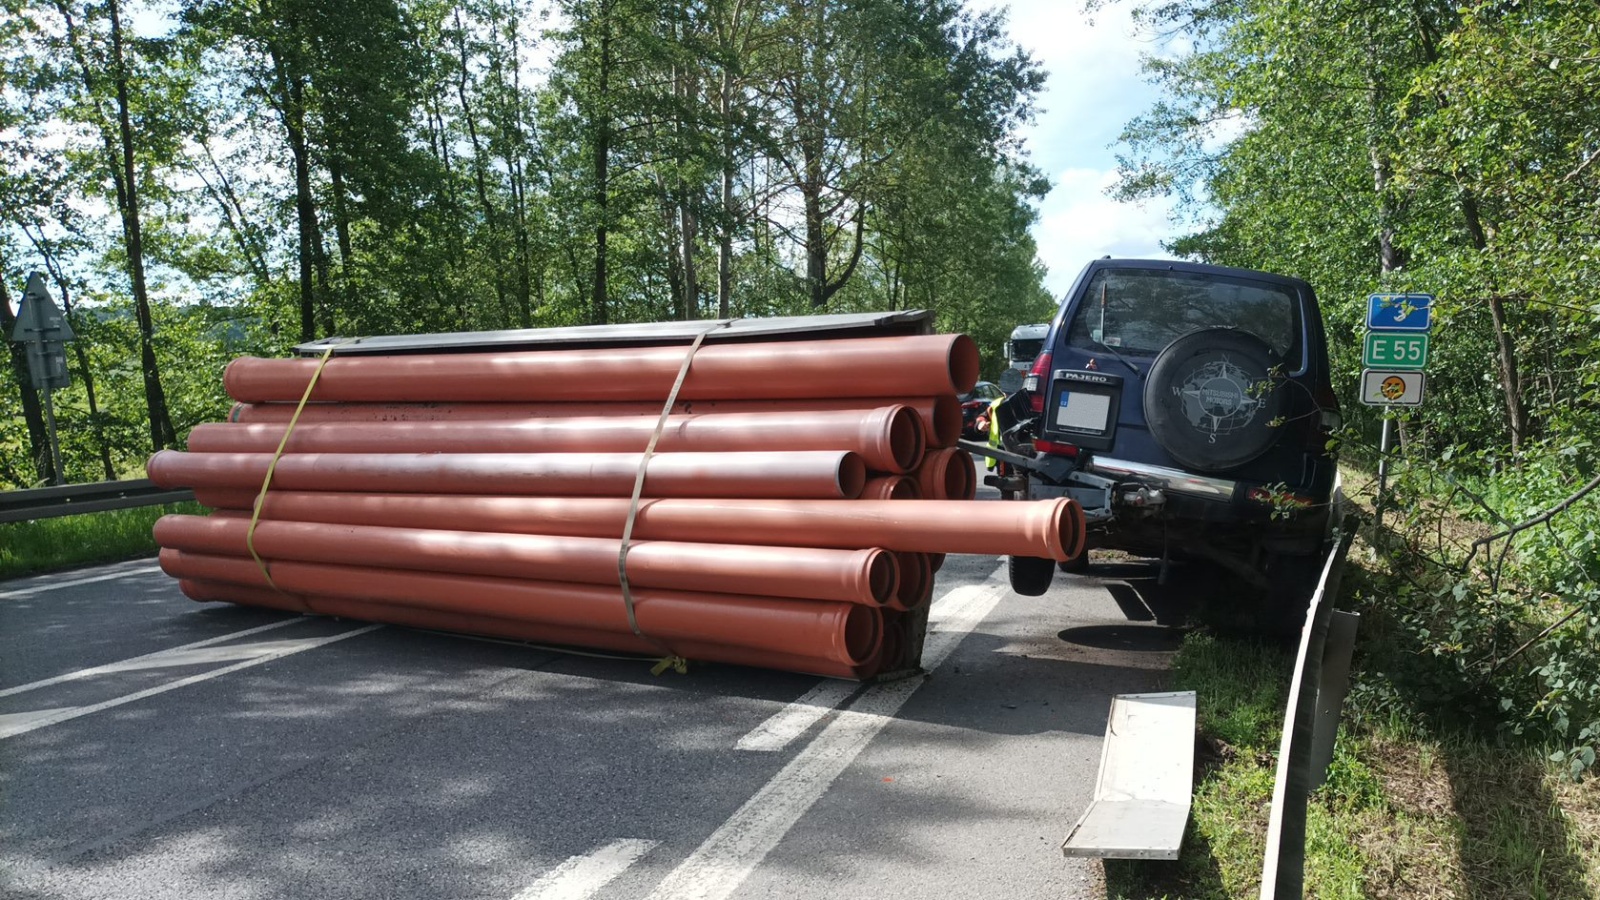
[{"x1": 148, "y1": 333, "x2": 1084, "y2": 680}]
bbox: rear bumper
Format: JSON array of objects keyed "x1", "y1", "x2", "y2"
[{"x1": 1086, "y1": 456, "x2": 1237, "y2": 502}]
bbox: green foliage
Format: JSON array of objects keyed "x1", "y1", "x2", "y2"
[
  {"x1": 1109, "y1": 0, "x2": 1600, "y2": 774},
  {"x1": 2, "y1": 0, "x2": 1055, "y2": 489}
]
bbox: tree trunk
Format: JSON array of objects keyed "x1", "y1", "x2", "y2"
[
  {"x1": 801, "y1": 133, "x2": 827, "y2": 308},
  {"x1": 673, "y1": 58, "x2": 699, "y2": 321},
  {"x1": 718, "y1": 72, "x2": 735, "y2": 319},
  {"x1": 0, "y1": 272, "x2": 53, "y2": 485},
  {"x1": 590, "y1": 0, "x2": 613, "y2": 326},
  {"x1": 680, "y1": 200, "x2": 699, "y2": 319},
  {"x1": 1365, "y1": 39, "x2": 1403, "y2": 275},
  {"x1": 329, "y1": 154, "x2": 355, "y2": 271},
  {"x1": 503, "y1": 6, "x2": 535, "y2": 327},
  {"x1": 453, "y1": 8, "x2": 510, "y2": 322},
  {"x1": 1460, "y1": 188, "x2": 1525, "y2": 453},
  {"x1": 280, "y1": 65, "x2": 321, "y2": 342},
  {"x1": 194, "y1": 139, "x2": 270, "y2": 284},
  {"x1": 107, "y1": 0, "x2": 176, "y2": 451}
]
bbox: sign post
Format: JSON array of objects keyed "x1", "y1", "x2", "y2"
[
  {"x1": 8, "y1": 273, "x2": 75, "y2": 484},
  {"x1": 1361, "y1": 293, "x2": 1433, "y2": 538}
]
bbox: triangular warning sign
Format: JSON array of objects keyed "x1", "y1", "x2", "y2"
[{"x1": 10, "y1": 273, "x2": 75, "y2": 342}]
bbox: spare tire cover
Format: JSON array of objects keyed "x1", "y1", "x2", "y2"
[{"x1": 1142, "y1": 327, "x2": 1285, "y2": 473}]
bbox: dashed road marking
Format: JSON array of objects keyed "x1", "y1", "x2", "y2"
[
  {"x1": 511, "y1": 839, "x2": 659, "y2": 900},
  {"x1": 0, "y1": 625, "x2": 383, "y2": 740},
  {"x1": 0, "y1": 562, "x2": 164, "y2": 600},
  {"x1": 644, "y1": 566, "x2": 1009, "y2": 900},
  {"x1": 0, "y1": 618, "x2": 305, "y2": 698}
]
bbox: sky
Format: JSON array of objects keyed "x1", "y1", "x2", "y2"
[
  {"x1": 980, "y1": 0, "x2": 1186, "y2": 297},
  {"x1": 120, "y1": 0, "x2": 1183, "y2": 302}
]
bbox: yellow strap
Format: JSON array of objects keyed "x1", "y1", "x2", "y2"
[
  {"x1": 247, "y1": 339, "x2": 356, "y2": 603},
  {"x1": 619, "y1": 319, "x2": 737, "y2": 675}
]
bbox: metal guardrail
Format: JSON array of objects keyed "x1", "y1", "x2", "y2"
[
  {"x1": 1259, "y1": 527, "x2": 1358, "y2": 898},
  {"x1": 0, "y1": 479, "x2": 195, "y2": 524}
]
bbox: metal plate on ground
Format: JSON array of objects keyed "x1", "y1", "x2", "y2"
[{"x1": 1062, "y1": 690, "x2": 1196, "y2": 860}]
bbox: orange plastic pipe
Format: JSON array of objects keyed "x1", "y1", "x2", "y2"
[
  {"x1": 156, "y1": 514, "x2": 896, "y2": 606},
  {"x1": 224, "y1": 334, "x2": 978, "y2": 404},
  {"x1": 159, "y1": 549, "x2": 880, "y2": 666},
  {"x1": 189, "y1": 492, "x2": 1085, "y2": 562},
  {"x1": 887, "y1": 551, "x2": 934, "y2": 612},
  {"x1": 149, "y1": 449, "x2": 867, "y2": 500},
  {"x1": 178, "y1": 579, "x2": 313, "y2": 613},
  {"x1": 228, "y1": 396, "x2": 964, "y2": 450},
  {"x1": 177, "y1": 580, "x2": 881, "y2": 680},
  {"x1": 914, "y1": 447, "x2": 976, "y2": 501},
  {"x1": 190, "y1": 405, "x2": 923, "y2": 474},
  {"x1": 861, "y1": 476, "x2": 919, "y2": 501}
]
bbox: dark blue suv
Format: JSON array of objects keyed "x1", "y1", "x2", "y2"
[{"x1": 995, "y1": 259, "x2": 1342, "y2": 626}]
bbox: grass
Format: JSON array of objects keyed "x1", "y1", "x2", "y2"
[
  {"x1": 1101, "y1": 464, "x2": 1600, "y2": 898},
  {"x1": 0, "y1": 501, "x2": 202, "y2": 579},
  {"x1": 1105, "y1": 618, "x2": 1600, "y2": 899}
]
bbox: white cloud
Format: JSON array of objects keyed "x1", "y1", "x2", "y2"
[
  {"x1": 1033, "y1": 167, "x2": 1180, "y2": 296},
  {"x1": 974, "y1": 0, "x2": 1190, "y2": 294}
]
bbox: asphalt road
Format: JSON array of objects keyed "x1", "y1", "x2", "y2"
[{"x1": 0, "y1": 479, "x2": 1191, "y2": 900}]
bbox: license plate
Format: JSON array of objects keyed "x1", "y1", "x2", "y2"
[{"x1": 1056, "y1": 391, "x2": 1112, "y2": 433}]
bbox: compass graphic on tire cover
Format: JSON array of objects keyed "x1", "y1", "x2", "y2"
[{"x1": 1176, "y1": 357, "x2": 1262, "y2": 439}]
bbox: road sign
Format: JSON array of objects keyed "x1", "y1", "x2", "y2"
[
  {"x1": 1363, "y1": 332, "x2": 1429, "y2": 369},
  {"x1": 25, "y1": 342, "x2": 71, "y2": 390},
  {"x1": 11, "y1": 273, "x2": 75, "y2": 342},
  {"x1": 1366, "y1": 293, "x2": 1433, "y2": 332},
  {"x1": 1360, "y1": 369, "x2": 1426, "y2": 407}
]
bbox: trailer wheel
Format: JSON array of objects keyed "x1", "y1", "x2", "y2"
[{"x1": 1009, "y1": 555, "x2": 1055, "y2": 596}]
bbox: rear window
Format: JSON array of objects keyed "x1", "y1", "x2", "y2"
[
  {"x1": 1011, "y1": 338, "x2": 1045, "y2": 361},
  {"x1": 1065, "y1": 268, "x2": 1300, "y2": 363}
]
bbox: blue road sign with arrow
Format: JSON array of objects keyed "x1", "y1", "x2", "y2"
[{"x1": 1366, "y1": 293, "x2": 1433, "y2": 332}]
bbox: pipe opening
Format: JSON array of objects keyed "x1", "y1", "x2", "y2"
[
  {"x1": 842, "y1": 603, "x2": 881, "y2": 664},
  {"x1": 946, "y1": 334, "x2": 981, "y2": 395},
  {"x1": 835, "y1": 452, "x2": 868, "y2": 499},
  {"x1": 890, "y1": 551, "x2": 932, "y2": 611},
  {"x1": 938, "y1": 452, "x2": 967, "y2": 501},
  {"x1": 1057, "y1": 498, "x2": 1086, "y2": 561},
  {"x1": 885, "y1": 405, "x2": 924, "y2": 472},
  {"x1": 864, "y1": 549, "x2": 898, "y2": 606},
  {"x1": 862, "y1": 476, "x2": 915, "y2": 501},
  {"x1": 888, "y1": 478, "x2": 919, "y2": 500}
]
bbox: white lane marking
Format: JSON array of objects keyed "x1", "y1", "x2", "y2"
[
  {"x1": 512, "y1": 839, "x2": 659, "y2": 900},
  {"x1": 735, "y1": 577, "x2": 978, "y2": 753},
  {"x1": 736, "y1": 679, "x2": 860, "y2": 752},
  {"x1": 0, "y1": 707, "x2": 77, "y2": 734},
  {"x1": 645, "y1": 566, "x2": 1008, "y2": 900},
  {"x1": 0, "y1": 618, "x2": 305, "y2": 699},
  {"x1": 0, "y1": 562, "x2": 164, "y2": 600},
  {"x1": 0, "y1": 625, "x2": 383, "y2": 740}
]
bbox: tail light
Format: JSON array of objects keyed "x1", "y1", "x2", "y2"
[
  {"x1": 1024, "y1": 351, "x2": 1052, "y2": 414},
  {"x1": 1035, "y1": 438, "x2": 1079, "y2": 457},
  {"x1": 1315, "y1": 382, "x2": 1342, "y2": 430},
  {"x1": 1310, "y1": 382, "x2": 1342, "y2": 449}
]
